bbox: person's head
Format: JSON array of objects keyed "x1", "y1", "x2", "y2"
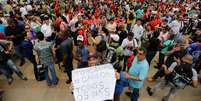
[
  {"x1": 43, "y1": 15, "x2": 49, "y2": 24},
  {"x1": 136, "y1": 19, "x2": 141, "y2": 26},
  {"x1": 127, "y1": 32, "x2": 134, "y2": 41},
  {"x1": 36, "y1": 32, "x2": 44, "y2": 41},
  {"x1": 195, "y1": 30, "x2": 201, "y2": 36},
  {"x1": 167, "y1": 33, "x2": 175, "y2": 40},
  {"x1": 25, "y1": 25, "x2": 30, "y2": 32},
  {"x1": 162, "y1": 25, "x2": 170, "y2": 32},
  {"x1": 77, "y1": 35, "x2": 84, "y2": 47},
  {"x1": 137, "y1": 47, "x2": 147, "y2": 61},
  {"x1": 145, "y1": 25, "x2": 152, "y2": 31},
  {"x1": 119, "y1": 25, "x2": 125, "y2": 31}
]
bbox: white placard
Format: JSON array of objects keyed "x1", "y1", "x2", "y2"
[{"x1": 72, "y1": 64, "x2": 116, "y2": 101}]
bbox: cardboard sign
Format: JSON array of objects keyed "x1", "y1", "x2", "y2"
[{"x1": 72, "y1": 64, "x2": 116, "y2": 101}]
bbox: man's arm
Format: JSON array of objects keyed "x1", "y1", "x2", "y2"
[
  {"x1": 125, "y1": 72, "x2": 141, "y2": 81},
  {"x1": 125, "y1": 65, "x2": 149, "y2": 81},
  {"x1": 163, "y1": 62, "x2": 178, "y2": 75},
  {"x1": 191, "y1": 69, "x2": 198, "y2": 88}
]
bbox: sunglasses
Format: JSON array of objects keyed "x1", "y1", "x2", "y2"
[{"x1": 138, "y1": 52, "x2": 144, "y2": 56}]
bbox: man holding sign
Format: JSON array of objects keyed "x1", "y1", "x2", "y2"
[
  {"x1": 71, "y1": 47, "x2": 149, "y2": 101},
  {"x1": 125, "y1": 47, "x2": 149, "y2": 101}
]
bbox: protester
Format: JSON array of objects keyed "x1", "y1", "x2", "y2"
[
  {"x1": 147, "y1": 55, "x2": 198, "y2": 101},
  {"x1": 74, "y1": 35, "x2": 89, "y2": 68},
  {"x1": 34, "y1": 32, "x2": 58, "y2": 86},
  {"x1": 0, "y1": 39, "x2": 27, "y2": 84},
  {"x1": 124, "y1": 47, "x2": 149, "y2": 101}
]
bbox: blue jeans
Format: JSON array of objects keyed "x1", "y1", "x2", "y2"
[
  {"x1": 146, "y1": 50, "x2": 157, "y2": 64},
  {"x1": 44, "y1": 64, "x2": 58, "y2": 85},
  {"x1": 131, "y1": 88, "x2": 139, "y2": 101}
]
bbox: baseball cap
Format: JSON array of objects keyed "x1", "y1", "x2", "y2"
[{"x1": 77, "y1": 35, "x2": 84, "y2": 41}]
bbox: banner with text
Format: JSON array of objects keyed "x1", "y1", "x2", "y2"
[{"x1": 72, "y1": 64, "x2": 116, "y2": 101}]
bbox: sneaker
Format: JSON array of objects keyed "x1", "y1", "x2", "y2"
[
  {"x1": 8, "y1": 78, "x2": 13, "y2": 85},
  {"x1": 154, "y1": 65, "x2": 159, "y2": 69},
  {"x1": 162, "y1": 96, "x2": 168, "y2": 101},
  {"x1": 146, "y1": 87, "x2": 153, "y2": 96},
  {"x1": 53, "y1": 78, "x2": 59, "y2": 85},
  {"x1": 47, "y1": 83, "x2": 52, "y2": 87},
  {"x1": 0, "y1": 94, "x2": 2, "y2": 101},
  {"x1": 147, "y1": 77, "x2": 156, "y2": 82},
  {"x1": 21, "y1": 76, "x2": 28, "y2": 81},
  {"x1": 0, "y1": 90, "x2": 4, "y2": 95},
  {"x1": 66, "y1": 80, "x2": 71, "y2": 84},
  {"x1": 125, "y1": 92, "x2": 132, "y2": 98}
]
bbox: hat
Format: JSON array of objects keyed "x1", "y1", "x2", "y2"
[
  {"x1": 182, "y1": 55, "x2": 193, "y2": 64},
  {"x1": 77, "y1": 35, "x2": 84, "y2": 41}
]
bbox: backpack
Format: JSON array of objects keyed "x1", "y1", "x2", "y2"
[
  {"x1": 96, "y1": 35, "x2": 107, "y2": 52},
  {"x1": 166, "y1": 63, "x2": 193, "y2": 89}
]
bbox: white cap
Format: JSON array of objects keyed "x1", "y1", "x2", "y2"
[{"x1": 77, "y1": 35, "x2": 84, "y2": 41}]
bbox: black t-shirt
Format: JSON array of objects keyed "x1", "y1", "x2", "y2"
[
  {"x1": 119, "y1": 31, "x2": 127, "y2": 45},
  {"x1": 147, "y1": 38, "x2": 160, "y2": 51},
  {"x1": 165, "y1": 49, "x2": 187, "y2": 67},
  {"x1": 191, "y1": 35, "x2": 201, "y2": 43},
  {"x1": 5, "y1": 26, "x2": 23, "y2": 46},
  {"x1": 59, "y1": 38, "x2": 73, "y2": 59},
  {"x1": 0, "y1": 40, "x2": 10, "y2": 61}
]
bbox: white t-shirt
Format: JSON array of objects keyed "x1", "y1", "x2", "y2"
[
  {"x1": 131, "y1": 24, "x2": 144, "y2": 40},
  {"x1": 26, "y1": 4, "x2": 33, "y2": 12},
  {"x1": 121, "y1": 38, "x2": 138, "y2": 56},
  {"x1": 69, "y1": 16, "x2": 78, "y2": 32},
  {"x1": 168, "y1": 20, "x2": 181, "y2": 35},
  {"x1": 20, "y1": 6, "x2": 28, "y2": 16},
  {"x1": 41, "y1": 23, "x2": 52, "y2": 38}
]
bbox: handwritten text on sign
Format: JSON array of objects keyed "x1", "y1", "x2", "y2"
[{"x1": 72, "y1": 64, "x2": 116, "y2": 101}]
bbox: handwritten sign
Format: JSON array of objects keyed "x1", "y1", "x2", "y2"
[{"x1": 72, "y1": 64, "x2": 116, "y2": 101}]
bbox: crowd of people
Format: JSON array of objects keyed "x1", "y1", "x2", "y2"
[{"x1": 0, "y1": 0, "x2": 201, "y2": 101}]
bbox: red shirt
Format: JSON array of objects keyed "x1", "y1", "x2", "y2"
[
  {"x1": 78, "y1": 28, "x2": 88, "y2": 45},
  {"x1": 55, "y1": 17, "x2": 62, "y2": 27},
  {"x1": 149, "y1": 18, "x2": 162, "y2": 30},
  {"x1": 0, "y1": 32, "x2": 5, "y2": 39},
  {"x1": 54, "y1": 0, "x2": 59, "y2": 16},
  {"x1": 127, "y1": 54, "x2": 135, "y2": 68},
  {"x1": 94, "y1": 9, "x2": 101, "y2": 19}
]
